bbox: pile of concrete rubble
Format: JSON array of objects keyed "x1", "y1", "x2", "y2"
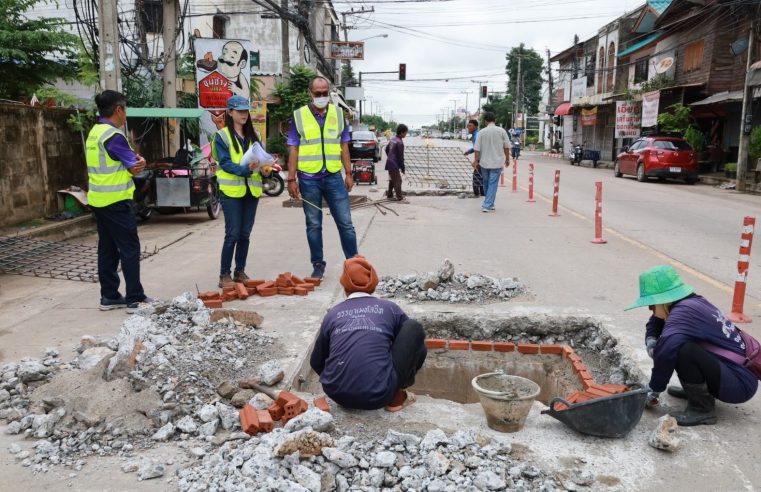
[{"x1": 377, "y1": 259, "x2": 524, "y2": 303}]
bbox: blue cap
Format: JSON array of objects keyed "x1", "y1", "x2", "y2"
[{"x1": 226, "y1": 95, "x2": 250, "y2": 110}]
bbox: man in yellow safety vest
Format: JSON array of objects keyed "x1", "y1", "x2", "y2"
[
  {"x1": 86, "y1": 90, "x2": 153, "y2": 313},
  {"x1": 286, "y1": 76, "x2": 358, "y2": 279}
]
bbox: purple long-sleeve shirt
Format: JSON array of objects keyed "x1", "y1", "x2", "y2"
[
  {"x1": 287, "y1": 104, "x2": 351, "y2": 180},
  {"x1": 384, "y1": 135, "x2": 405, "y2": 172},
  {"x1": 98, "y1": 118, "x2": 138, "y2": 168},
  {"x1": 648, "y1": 294, "x2": 757, "y2": 403},
  {"x1": 309, "y1": 294, "x2": 409, "y2": 409}
]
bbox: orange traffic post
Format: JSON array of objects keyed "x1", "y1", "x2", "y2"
[
  {"x1": 549, "y1": 170, "x2": 560, "y2": 217},
  {"x1": 591, "y1": 181, "x2": 607, "y2": 244},
  {"x1": 512, "y1": 161, "x2": 518, "y2": 193},
  {"x1": 499, "y1": 170, "x2": 505, "y2": 187},
  {"x1": 728, "y1": 216, "x2": 756, "y2": 323},
  {"x1": 527, "y1": 163, "x2": 536, "y2": 202}
]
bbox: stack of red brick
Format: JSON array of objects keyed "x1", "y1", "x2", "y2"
[
  {"x1": 239, "y1": 394, "x2": 331, "y2": 436},
  {"x1": 198, "y1": 273, "x2": 321, "y2": 308},
  {"x1": 424, "y1": 338, "x2": 631, "y2": 411}
]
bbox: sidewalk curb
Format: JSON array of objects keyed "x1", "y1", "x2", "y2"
[{"x1": 9, "y1": 214, "x2": 95, "y2": 241}]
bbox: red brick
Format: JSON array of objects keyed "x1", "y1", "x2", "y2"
[
  {"x1": 267, "y1": 402, "x2": 284, "y2": 421},
  {"x1": 245, "y1": 279, "x2": 266, "y2": 288},
  {"x1": 203, "y1": 299, "x2": 223, "y2": 309},
  {"x1": 448, "y1": 340, "x2": 470, "y2": 350},
  {"x1": 599, "y1": 384, "x2": 629, "y2": 394},
  {"x1": 235, "y1": 283, "x2": 249, "y2": 300},
  {"x1": 586, "y1": 386, "x2": 612, "y2": 398},
  {"x1": 562, "y1": 346, "x2": 575, "y2": 358},
  {"x1": 540, "y1": 344, "x2": 563, "y2": 355},
  {"x1": 291, "y1": 274, "x2": 305, "y2": 285},
  {"x1": 256, "y1": 410, "x2": 273, "y2": 432},
  {"x1": 240, "y1": 405, "x2": 260, "y2": 435},
  {"x1": 493, "y1": 342, "x2": 515, "y2": 352},
  {"x1": 568, "y1": 353, "x2": 582, "y2": 364},
  {"x1": 294, "y1": 287, "x2": 308, "y2": 296},
  {"x1": 574, "y1": 391, "x2": 597, "y2": 403},
  {"x1": 566, "y1": 392, "x2": 582, "y2": 403},
  {"x1": 471, "y1": 341, "x2": 494, "y2": 352},
  {"x1": 198, "y1": 291, "x2": 220, "y2": 300},
  {"x1": 222, "y1": 286, "x2": 236, "y2": 294},
  {"x1": 258, "y1": 280, "x2": 275, "y2": 290},
  {"x1": 578, "y1": 369, "x2": 593, "y2": 381},
  {"x1": 553, "y1": 402, "x2": 569, "y2": 411},
  {"x1": 246, "y1": 287, "x2": 258, "y2": 296},
  {"x1": 296, "y1": 283, "x2": 314, "y2": 292},
  {"x1": 572, "y1": 360, "x2": 586, "y2": 373},
  {"x1": 313, "y1": 396, "x2": 331, "y2": 413},
  {"x1": 259, "y1": 287, "x2": 278, "y2": 297},
  {"x1": 425, "y1": 339, "x2": 447, "y2": 349},
  {"x1": 517, "y1": 343, "x2": 540, "y2": 354},
  {"x1": 222, "y1": 292, "x2": 238, "y2": 302},
  {"x1": 277, "y1": 287, "x2": 294, "y2": 296},
  {"x1": 303, "y1": 277, "x2": 321, "y2": 286}
]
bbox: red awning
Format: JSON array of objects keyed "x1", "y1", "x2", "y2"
[{"x1": 554, "y1": 102, "x2": 572, "y2": 116}]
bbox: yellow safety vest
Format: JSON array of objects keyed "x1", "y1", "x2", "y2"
[
  {"x1": 86, "y1": 123, "x2": 136, "y2": 208},
  {"x1": 293, "y1": 104, "x2": 344, "y2": 174},
  {"x1": 211, "y1": 127, "x2": 262, "y2": 198}
]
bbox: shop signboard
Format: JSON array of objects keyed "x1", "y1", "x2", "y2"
[
  {"x1": 581, "y1": 106, "x2": 598, "y2": 126},
  {"x1": 641, "y1": 91, "x2": 660, "y2": 128},
  {"x1": 330, "y1": 42, "x2": 365, "y2": 60},
  {"x1": 615, "y1": 101, "x2": 642, "y2": 138},
  {"x1": 571, "y1": 76, "x2": 587, "y2": 100}
]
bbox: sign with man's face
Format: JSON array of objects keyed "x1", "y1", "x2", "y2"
[{"x1": 195, "y1": 38, "x2": 254, "y2": 109}]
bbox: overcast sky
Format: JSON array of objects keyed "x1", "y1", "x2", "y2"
[{"x1": 343, "y1": 0, "x2": 636, "y2": 127}]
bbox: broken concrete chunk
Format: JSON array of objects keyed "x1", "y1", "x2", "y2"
[
  {"x1": 76, "y1": 347, "x2": 115, "y2": 371},
  {"x1": 649, "y1": 415, "x2": 680, "y2": 452},
  {"x1": 151, "y1": 422, "x2": 175, "y2": 441},
  {"x1": 17, "y1": 360, "x2": 49, "y2": 383},
  {"x1": 416, "y1": 272, "x2": 440, "y2": 291},
  {"x1": 257, "y1": 360, "x2": 285, "y2": 386},
  {"x1": 198, "y1": 419, "x2": 219, "y2": 437},
  {"x1": 322, "y1": 447, "x2": 358, "y2": 468},
  {"x1": 385, "y1": 429, "x2": 422, "y2": 448},
  {"x1": 275, "y1": 430, "x2": 335, "y2": 458},
  {"x1": 437, "y1": 258, "x2": 455, "y2": 282},
  {"x1": 249, "y1": 392, "x2": 274, "y2": 410},
  {"x1": 231, "y1": 390, "x2": 256, "y2": 408},
  {"x1": 196, "y1": 404, "x2": 218, "y2": 423},
  {"x1": 372, "y1": 451, "x2": 397, "y2": 468},
  {"x1": 217, "y1": 381, "x2": 238, "y2": 399},
  {"x1": 136, "y1": 458, "x2": 166, "y2": 480},
  {"x1": 176, "y1": 415, "x2": 198, "y2": 434},
  {"x1": 420, "y1": 428, "x2": 450, "y2": 451},
  {"x1": 121, "y1": 460, "x2": 140, "y2": 473},
  {"x1": 291, "y1": 464, "x2": 321, "y2": 492},
  {"x1": 210, "y1": 309, "x2": 263, "y2": 327},
  {"x1": 284, "y1": 408, "x2": 334, "y2": 433}
]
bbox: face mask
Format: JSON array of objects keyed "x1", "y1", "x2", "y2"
[{"x1": 312, "y1": 96, "x2": 330, "y2": 109}]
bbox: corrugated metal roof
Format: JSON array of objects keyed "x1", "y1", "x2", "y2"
[
  {"x1": 649, "y1": 0, "x2": 673, "y2": 14},
  {"x1": 617, "y1": 31, "x2": 665, "y2": 58},
  {"x1": 690, "y1": 91, "x2": 744, "y2": 106}
]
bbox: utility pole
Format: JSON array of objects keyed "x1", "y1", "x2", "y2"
[
  {"x1": 163, "y1": 0, "x2": 180, "y2": 154},
  {"x1": 547, "y1": 48, "x2": 554, "y2": 149},
  {"x1": 281, "y1": 0, "x2": 290, "y2": 80},
  {"x1": 97, "y1": 0, "x2": 121, "y2": 91},
  {"x1": 450, "y1": 99, "x2": 457, "y2": 134},
  {"x1": 471, "y1": 80, "x2": 487, "y2": 116},
  {"x1": 514, "y1": 52, "x2": 522, "y2": 128},
  {"x1": 737, "y1": 21, "x2": 755, "y2": 191}
]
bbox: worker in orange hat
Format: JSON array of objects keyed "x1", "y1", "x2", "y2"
[{"x1": 309, "y1": 256, "x2": 427, "y2": 411}]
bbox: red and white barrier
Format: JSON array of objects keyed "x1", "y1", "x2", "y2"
[
  {"x1": 499, "y1": 170, "x2": 505, "y2": 187},
  {"x1": 512, "y1": 161, "x2": 518, "y2": 193},
  {"x1": 591, "y1": 181, "x2": 607, "y2": 244},
  {"x1": 728, "y1": 216, "x2": 756, "y2": 323},
  {"x1": 549, "y1": 170, "x2": 560, "y2": 217},
  {"x1": 527, "y1": 163, "x2": 536, "y2": 203}
]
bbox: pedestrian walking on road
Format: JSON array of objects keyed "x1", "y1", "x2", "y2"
[
  {"x1": 310, "y1": 256, "x2": 427, "y2": 411},
  {"x1": 463, "y1": 119, "x2": 483, "y2": 197},
  {"x1": 385, "y1": 124, "x2": 408, "y2": 201},
  {"x1": 287, "y1": 76, "x2": 358, "y2": 279},
  {"x1": 87, "y1": 90, "x2": 153, "y2": 313},
  {"x1": 627, "y1": 265, "x2": 759, "y2": 426},
  {"x1": 511, "y1": 139, "x2": 521, "y2": 161},
  {"x1": 473, "y1": 112, "x2": 510, "y2": 212},
  {"x1": 212, "y1": 95, "x2": 271, "y2": 289}
]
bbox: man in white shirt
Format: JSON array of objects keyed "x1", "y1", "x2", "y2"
[{"x1": 474, "y1": 112, "x2": 511, "y2": 212}]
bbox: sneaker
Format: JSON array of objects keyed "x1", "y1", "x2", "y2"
[
  {"x1": 488, "y1": 207, "x2": 495, "y2": 211},
  {"x1": 219, "y1": 273, "x2": 235, "y2": 289},
  {"x1": 310, "y1": 262, "x2": 326, "y2": 279},
  {"x1": 481, "y1": 208, "x2": 489, "y2": 213},
  {"x1": 99, "y1": 296, "x2": 126, "y2": 311},
  {"x1": 233, "y1": 271, "x2": 250, "y2": 284},
  {"x1": 127, "y1": 296, "x2": 155, "y2": 314}
]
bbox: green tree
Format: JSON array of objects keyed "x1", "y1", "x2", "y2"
[
  {"x1": 0, "y1": 0, "x2": 80, "y2": 98},
  {"x1": 481, "y1": 93, "x2": 513, "y2": 128},
  {"x1": 270, "y1": 64, "x2": 316, "y2": 125},
  {"x1": 361, "y1": 114, "x2": 396, "y2": 132},
  {"x1": 506, "y1": 45, "x2": 544, "y2": 116}
]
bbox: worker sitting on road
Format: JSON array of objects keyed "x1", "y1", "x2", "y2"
[
  {"x1": 309, "y1": 256, "x2": 427, "y2": 411},
  {"x1": 626, "y1": 265, "x2": 758, "y2": 426}
]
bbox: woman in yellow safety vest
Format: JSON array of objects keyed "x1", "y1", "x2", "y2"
[{"x1": 211, "y1": 95, "x2": 270, "y2": 288}]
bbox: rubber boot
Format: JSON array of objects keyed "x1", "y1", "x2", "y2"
[
  {"x1": 667, "y1": 385, "x2": 687, "y2": 399},
  {"x1": 672, "y1": 382, "x2": 717, "y2": 426}
]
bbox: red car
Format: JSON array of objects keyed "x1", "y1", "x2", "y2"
[{"x1": 614, "y1": 136, "x2": 698, "y2": 184}]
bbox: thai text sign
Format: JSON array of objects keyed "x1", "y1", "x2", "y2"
[
  {"x1": 641, "y1": 91, "x2": 660, "y2": 128},
  {"x1": 571, "y1": 76, "x2": 587, "y2": 100},
  {"x1": 581, "y1": 106, "x2": 598, "y2": 126},
  {"x1": 615, "y1": 101, "x2": 642, "y2": 137},
  {"x1": 330, "y1": 42, "x2": 365, "y2": 60}
]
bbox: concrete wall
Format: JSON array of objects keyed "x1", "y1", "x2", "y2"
[{"x1": 0, "y1": 104, "x2": 87, "y2": 228}]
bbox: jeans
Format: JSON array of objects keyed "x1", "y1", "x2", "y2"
[
  {"x1": 220, "y1": 192, "x2": 259, "y2": 275},
  {"x1": 480, "y1": 167, "x2": 502, "y2": 209},
  {"x1": 299, "y1": 171, "x2": 358, "y2": 264},
  {"x1": 92, "y1": 200, "x2": 145, "y2": 303},
  {"x1": 391, "y1": 319, "x2": 428, "y2": 390}
]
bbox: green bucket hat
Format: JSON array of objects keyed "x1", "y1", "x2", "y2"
[{"x1": 625, "y1": 265, "x2": 694, "y2": 310}]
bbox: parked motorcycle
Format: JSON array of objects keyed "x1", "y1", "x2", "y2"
[
  {"x1": 570, "y1": 142, "x2": 584, "y2": 166},
  {"x1": 262, "y1": 163, "x2": 285, "y2": 197}
]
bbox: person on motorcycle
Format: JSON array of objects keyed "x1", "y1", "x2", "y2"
[
  {"x1": 212, "y1": 95, "x2": 271, "y2": 289},
  {"x1": 88, "y1": 90, "x2": 154, "y2": 313}
]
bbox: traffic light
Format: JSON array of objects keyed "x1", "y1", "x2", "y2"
[
  {"x1": 399, "y1": 63, "x2": 406, "y2": 81},
  {"x1": 481, "y1": 85, "x2": 488, "y2": 98}
]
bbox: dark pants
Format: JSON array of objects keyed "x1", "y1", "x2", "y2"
[
  {"x1": 676, "y1": 342, "x2": 722, "y2": 396},
  {"x1": 387, "y1": 169, "x2": 403, "y2": 199},
  {"x1": 220, "y1": 192, "x2": 259, "y2": 275},
  {"x1": 472, "y1": 166, "x2": 484, "y2": 196},
  {"x1": 92, "y1": 200, "x2": 145, "y2": 303},
  {"x1": 391, "y1": 319, "x2": 428, "y2": 390}
]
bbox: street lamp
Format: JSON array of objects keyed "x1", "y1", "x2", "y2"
[{"x1": 357, "y1": 34, "x2": 389, "y2": 42}]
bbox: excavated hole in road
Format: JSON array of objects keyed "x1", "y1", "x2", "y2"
[{"x1": 294, "y1": 312, "x2": 643, "y2": 406}]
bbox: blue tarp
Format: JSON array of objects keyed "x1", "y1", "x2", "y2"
[
  {"x1": 617, "y1": 32, "x2": 664, "y2": 58},
  {"x1": 649, "y1": 0, "x2": 672, "y2": 14}
]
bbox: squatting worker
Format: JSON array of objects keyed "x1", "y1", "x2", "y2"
[
  {"x1": 463, "y1": 119, "x2": 483, "y2": 197},
  {"x1": 473, "y1": 112, "x2": 510, "y2": 213},
  {"x1": 212, "y1": 95, "x2": 270, "y2": 289},
  {"x1": 309, "y1": 256, "x2": 427, "y2": 411},
  {"x1": 286, "y1": 76, "x2": 358, "y2": 280},
  {"x1": 627, "y1": 265, "x2": 758, "y2": 426},
  {"x1": 87, "y1": 90, "x2": 153, "y2": 313},
  {"x1": 385, "y1": 124, "x2": 408, "y2": 201}
]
